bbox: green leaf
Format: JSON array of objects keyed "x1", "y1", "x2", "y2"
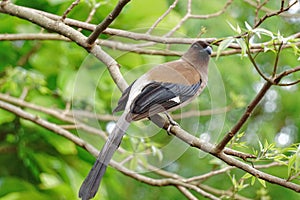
[
  {"x1": 40, "y1": 131, "x2": 77, "y2": 155},
  {"x1": 258, "y1": 178, "x2": 266, "y2": 187},
  {"x1": 258, "y1": 140, "x2": 263, "y2": 152},
  {"x1": 227, "y1": 21, "x2": 241, "y2": 34},
  {"x1": 242, "y1": 173, "x2": 252, "y2": 179},
  {"x1": 288, "y1": 154, "x2": 296, "y2": 177},
  {"x1": 0, "y1": 109, "x2": 15, "y2": 125},
  {"x1": 235, "y1": 38, "x2": 247, "y2": 57},
  {"x1": 216, "y1": 38, "x2": 234, "y2": 59},
  {"x1": 289, "y1": 42, "x2": 300, "y2": 56},
  {"x1": 245, "y1": 21, "x2": 252, "y2": 31},
  {"x1": 0, "y1": 177, "x2": 36, "y2": 197},
  {"x1": 236, "y1": 24, "x2": 242, "y2": 34},
  {"x1": 40, "y1": 173, "x2": 61, "y2": 189},
  {"x1": 151, "y1": 145, "x2": 163, "y2": 162},
  {"x1": 251, "y1": 176, "x2": 256, "y2": 185},
  {"x1": 1, "y1": 191, "x2": 49, "y2": 200},
  {"x1": 129, "y1": 156, "x2": 138, "y2": 171},
  {"x1": 254, "y1": 28, "x2": 274, "y2": 38},
  {"x1": 227, "y1": 21, "x2": 237, "y2": 32},
  {"x1": 231, "y1": 174, "x2": 237, "y2": 187}
]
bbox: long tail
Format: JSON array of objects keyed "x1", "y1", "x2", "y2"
[{"x1": 79, "y1": 113, "x2": 130, "y2": 200}]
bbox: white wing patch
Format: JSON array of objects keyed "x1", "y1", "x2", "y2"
[{"x1": 169, "y1": 96, "x2": 181, "y2": 103}]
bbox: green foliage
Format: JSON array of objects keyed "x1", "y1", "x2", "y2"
[
  {"x1": 1, "y1": 67, "x2": 49, "y2": 95},
  {"x1": 1, "y1": 0, "x2": 300, "y2": 200}
]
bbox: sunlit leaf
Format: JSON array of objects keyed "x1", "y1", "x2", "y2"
[
  {"x1": 40, "y1": 173, "x2": 61, "y2": 189},
  {"x1": 227, "y1": 21, "x2": 237, "y2": 32},
  {"x1": 245, "y1": 21, "x2": 252, "y2": 31},
  {"x1": 216, "y1": 38, "x2": 234, "y2": 59},
  {"x1": 288, "y1": 154, "x2": 296, "y2": 177},
  {"x1": 251, "y1": 176, "x2": 256, "y2": 185},
  {"x1": 242, "y1": 173, "x2": 252, "y2": 179},
  {"x1": 236, "y1": 38, "x2": 247, "y2": 57},
  {"x1": 258, "y1": 178, "x2": 266, "y2": 187},
  {"x1": 254, "y1": 28, "x2": 274, "y2": 38}
]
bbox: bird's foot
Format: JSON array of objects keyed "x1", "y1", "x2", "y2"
[{"x1": 164, "y1": 112, "x2": 179, "y2": 135}]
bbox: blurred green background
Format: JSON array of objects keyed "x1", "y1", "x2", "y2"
[{"x1": 0, "y1": 0, "x2": 300, "y2": 199}]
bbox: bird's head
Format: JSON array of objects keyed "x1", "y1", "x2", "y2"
[{"x1": 182, "y1": 40, "x2": 212, "y2": 70}]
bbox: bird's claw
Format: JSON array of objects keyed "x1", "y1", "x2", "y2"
[{"x1": 164, "y1": 112, "x2": 179, "y2": 135}]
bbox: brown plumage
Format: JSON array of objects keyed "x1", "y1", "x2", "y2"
[{"x1": 79, "y1": 41, "x2": 212, "y2": 200}]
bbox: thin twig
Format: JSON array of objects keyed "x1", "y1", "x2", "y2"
[
  {"x1": 86, "y1": 0, "x2": 131, "y2": 44},
  {"x1": 278, "y1": 79, "x2": 300, "y2": 86},
  {"x1": 190, "y1": 0, "x2": 233, "y2": 19},
  {"x1": 85, "y1": 3, "x2": 100, "y2": 24},
  {"x1": 165, "y1": 0, "x2": 233, "y2": 37},
  {"x1": 223, "y1": 148, "x2": 256, "y2": 160},
  {"x1": 246, "y1": 35, "x2": 271, "y2": 82},
  {"x1": 254, "y1": 0, "x2": 270, "y2": 24},
  {"x1": 253, "y1": 0, "x2": 298, "y2": 28},
  {"x1": 164, "y1": 0, "x2": 191, "y2": 37},
  {"x1": 146, "y1": 0, "x2": 179, "y2": 34},
  {"x1": 185, "y1": 166, "x2": 235, "y2": 183},
  {"x1": 272, "y1": 42, "x2": 283, "y2": 78},
  {"x1": 61, "y1": 0, "x2": 80, "y2": 21},
  {"x1": 275, "y1": 65, "x2": 300, "y2": 83},
  {"x1": 77, "y1": 3, "x2": 101, "y2": 32}
]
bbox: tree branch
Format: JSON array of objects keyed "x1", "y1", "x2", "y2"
[
  {"x1": 164, "y1": 125, "x2": 300, "y2": 192},
  {"x1": 253, "y1": 0, "x2": 298, "y2": 28},
  {"x1": 146, "y1": 0, "x2": 179, "y2": 34},
  {"x1": 86, "y1": 0, "x2": 131, "y2": 44},
  {"x1": 215, "y1": 81, "x2": 272, "y2": 152},
  {"x1": 61, "y1": 0, "x2": 80, "y2": 21},
  {"x1": 0, "y1": 1, "x2": 128, "y2": 92},
  {"x1": 1, "y1": 0, "x2": 300, "y2": 197},
  {"x1": 177, "y1": 186, "x2": 199, "y2": 200}
]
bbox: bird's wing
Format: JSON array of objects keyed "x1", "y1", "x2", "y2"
[
  {"x1": 113, "y1": 80, "x2": 135, "y2": 113},
  {"x1": 127, "y1": 80, "x2": 201, "y2": 121}
]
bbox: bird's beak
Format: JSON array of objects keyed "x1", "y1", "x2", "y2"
[{"x1": 205, "y1": 46, "x2": 213, "y2": 55}]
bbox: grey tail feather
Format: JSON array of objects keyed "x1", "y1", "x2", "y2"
[{"x1": 79, "y1": 113, "x2": 130, "y2": 200}]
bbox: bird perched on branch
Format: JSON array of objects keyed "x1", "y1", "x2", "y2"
[{"x1": 79, "y1": 40, "x2": 212, "y2": 200}]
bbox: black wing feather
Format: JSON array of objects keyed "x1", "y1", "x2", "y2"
[
  {"x1": 131, "y1": 81, "x2": 201, "y2": 116},
  {"x1": 113, "y1": 81, "x2": 135, "y2": 113}
]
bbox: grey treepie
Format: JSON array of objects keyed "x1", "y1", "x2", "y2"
[{"x1": 79, "y1": 41, "x2": 212, "y2": 200}]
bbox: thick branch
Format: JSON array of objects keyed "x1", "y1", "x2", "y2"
[
  {"x1": 0, "y1": 1, "x2": 128, "y2": 92},
  {"x1": 0, "y1": 33, "x2": 69, "y2": 41}
]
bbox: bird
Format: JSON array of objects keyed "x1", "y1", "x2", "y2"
[{"x1": 79, "y1": 40, "x2": 212, "y2": 200}]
